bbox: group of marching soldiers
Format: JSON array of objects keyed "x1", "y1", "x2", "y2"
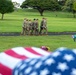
[{"x1": 21, "y1": 18, "x2": 47, "y2": 35}]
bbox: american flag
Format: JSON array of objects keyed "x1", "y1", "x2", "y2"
[
  {"x1": 13, "y1": 47, "x2": 76, "y2": 75},
  {"x1": 0, "y1": 47, "x2": 50, "y2": 75}
]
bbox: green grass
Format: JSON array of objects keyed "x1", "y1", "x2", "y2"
[
  {"x1": 0, "y1": 9, "x2": 76, "y2": 32},
  {"x1": 0, "y1": 9, "x2": 76, "y2": 52},
  {"x1": 0, "y1": 35, "x2": 75, "y2": 52}
]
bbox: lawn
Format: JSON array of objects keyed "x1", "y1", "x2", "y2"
[
  {"x1": 0, "y1": 9, "x2": 76, "y2": 52},
  {"x1": 0, "y1": 35, "x2": 76, "y2": 52},
  {"x1": 0, "y1": 9, "x2": 76, "y2": 32}
]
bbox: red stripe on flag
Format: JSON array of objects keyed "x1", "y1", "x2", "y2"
[
  {"x1": 25, "y1": 47, "x2": 42, "y2": 56},
  {"x1": 0, "y1": 63, "x2": 12, "y2": 75},
  {"x1": 5, "y1": 49, "x2": 28, "y2": 59}
]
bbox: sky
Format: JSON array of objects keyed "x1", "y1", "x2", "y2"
[{"x1": 12, "y1": 0, "x2": 25, "y2": 4}]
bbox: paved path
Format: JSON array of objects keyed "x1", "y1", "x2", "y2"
[{"x1": 0, "y1": 32, "x2": 76, "y2": 36}]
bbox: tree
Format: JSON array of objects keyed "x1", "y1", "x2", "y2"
[
  {"x1": 63, "y1": 0, "x2": 76, "y2": 17},
  {"x1": 21, "y1": 0, "x2": 60, "y2": 16},
  {"x1": 0, "y1": 0, "x2": 14, "y2": 20},
  {"x1": 72, "y1": 1, "x2": 76, "y2": 17},
  {"x1": 58, "y1": 0, "x2": 66, "y2": 6}
]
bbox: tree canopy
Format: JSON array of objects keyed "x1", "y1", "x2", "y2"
[
  {"x1": 0, "y1": 0, "x2": 14, "y2": 20},
  {"x1": 21, "y1": 0, "x2": 60, "y2": 16},
  {"x1": 58, "y1": 0, "x2": 66, "y2": 6},
  {"x1": 63, "y1": 0, "x2": 76, "y2": 17}
]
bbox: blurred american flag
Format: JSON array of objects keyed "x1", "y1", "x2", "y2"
[
  {"x1": 1, "y1": 47, "x2": 76, "y2": 75},
  {"x1": 0, "y1": 47, "x2": 50, "y2": 75},
  {"x1": 13, "y1": 47, "x2": 76, "y2": 75}
]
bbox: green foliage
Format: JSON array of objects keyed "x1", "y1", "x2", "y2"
[
  {"x1": 58, "y1": 0, "x2": 66, "y2": 6},
  {"x1": 63, "y1": 0, "x2": 73, "y2": 11},
  {"x1": 73, "y1": 1, "x2": 76, "y2": 10},
  {"x1": 28, "y1": 0, "x2": 59, "y2": 10},
  {"x1": 63, "y1": 0, "x2": 76, "y2": 11},
  {"x1": 21, "y1": 0, "x2": 60, "y2": 16},
  {"x1": 0, "y1": 0, "x2": 14, "y2": 19},
  {"x1": 63, "y1": 0, "x2": 76, "y2": 17}
]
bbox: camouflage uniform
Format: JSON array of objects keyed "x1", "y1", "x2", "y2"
[
  {"x1": 43, "y1": 18, "x2": 47, "y2": 35},
  {"x1": 31, "y1": 19, "x2": 36, "y2": 35},
  {"x1": 25, "y1": 19, "x2": 30, "y2": 35},
  {"x1": 28, "y1": 20, "x2": 32, "y2": 35},
  {"x1": 39, "y1": 18, "x2": 44, "y2": 35},
  {"x1": 22, "y1": 18, "x2": 27, "y2": 35},
  {"x1": 34, "y1": 19, "x2": 39, "y2": 35},
  {"x1": 40, "y1": 18, "x2": 47, "y2": 35}
]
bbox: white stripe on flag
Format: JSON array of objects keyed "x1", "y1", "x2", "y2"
[
  {"x1": 12, "y1": 47, "x2": 41, "y2": 58},
  {"x1": 32, "y1": 47, "x2": 50, "y2": 55},
  {"x1": 0, "y1": 53, "x2": 21, "y2": 69}
]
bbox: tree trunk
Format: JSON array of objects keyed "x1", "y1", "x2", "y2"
[
  {"x1": 73, "y1": 10, "x2": 76, "y2": 18},
  {"x1": 1, "y1": 14, "x2": 4, "y2": 20},
  {"x1": 73, "y1": 13, "x2": 75, "y2": 18},
  {"x1": 37, "y1": 9, "x2": 44, "y2": 16},
  {"x1": 40, "y1": 11, "x2": 43, "y2": 16}
]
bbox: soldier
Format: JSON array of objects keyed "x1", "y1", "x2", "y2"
[
  {"x1": 28, "y1": 19, "x2": 32, "y2": 35},
  {"x1": 39, "y1": 18, "x2": 47, "y2": 35},
  {"x1": 22, "y1": 18, "x2": 27, "y2": 35},
  {"x1": 43, "y1": 18, "x2": 47, "y2": 35},
  {"x1": 26, "y1": 19, "x2": 30, "y2": 35},
  {"x1": 39, "y1": 18, "x2": 44, "y2": 35},
  {"x1": 23, "y1": 19, "x2": 29, "y2": 35},
  {"x1": 31, "y1": 19, "x2": 36, "y2": 35},
  {"x1": 34, "y1": 19, "x2": 39, "y2": 35}
]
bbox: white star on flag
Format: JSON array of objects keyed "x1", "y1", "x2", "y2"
[
  {"x1": 24, "y1": 67, "x2": 32, "y2": 74},
  {"x1": 20, "y1": 64, "x2": 27, "y2": 70},
  {"x1": 29, "y1": 59, "x2": 37, "y2": 65},
  {"x1": 73, "y1": 49, "x2": 76, "y2": 54},
  {"x1": 35, "y1": 61, "x2": 42, "y2": 68},
  {"x1": 45, "y1": 58, "x2": 55, "y2": 65},
  {"x1": 71, "y1": 68, "x2": 76, "y2": 75},
  {"x1": 30, "y1": 72, "x2": 37, "y2": 75},
  {"x1": 52, "y1": 72, "x2": 61, "y2": 75},
  {"x1": 14, "y1": 70, "x2": 18, "y2": 75},
  {"x1": 40, "y1": 68, "x2": 49, "y2": 75},
  {"x1": 57, "y1": 62, "x2": 69, "y2": 71},
  {"x1": 63, "y1": 54, "x2": 74, "y2": 62},
  {"x1": 52, "y1": 51, "x2": 61, "y2": 57}
]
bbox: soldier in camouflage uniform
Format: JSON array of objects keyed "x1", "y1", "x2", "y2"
[
  {"x1": 28, "y1": 19, "x2": 32, "y2": 35},
  {"x1": 39, "y1": 18, "x2": 47, "y2": 35},
  {"x1": 22, "y1": 18, "x2": 27, "y2": 35},
  {"x1": 31, "y1": 19, "x2": 36, "y2": 35},
  {"x1": 34, "y1": 19, "x2": 39, "y2": 35},
  {"x1": 39, "y1": 18, "x2": 44, "y2": 35},
  {"x1": 43, "y1": 18, "x2": 47, "y2": 35}
]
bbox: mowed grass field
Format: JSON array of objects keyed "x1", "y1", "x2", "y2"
[
  {"x1": 0, "y1": 9, "x2": 76, "y2": 52},
  {"x1": 0, "y1": 9, "x2": 76, "y2": 32},
  {"x1": 0, "y1": 35, "x2": 76, "y2": 52}
]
